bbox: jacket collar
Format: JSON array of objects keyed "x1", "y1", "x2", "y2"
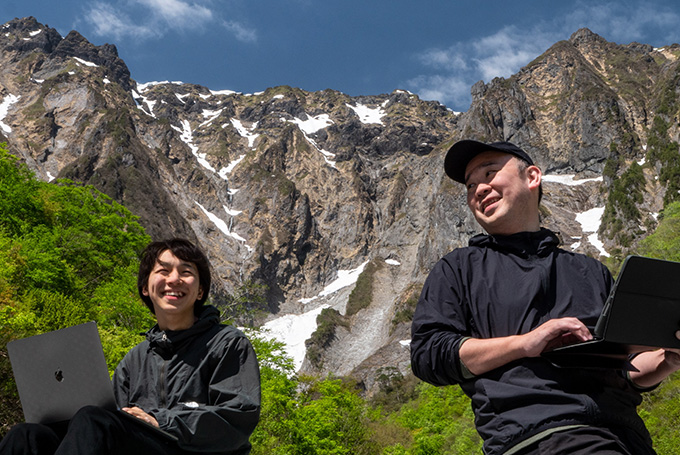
[
  {"x1": 468, "y1": 228, "x2": 560, "y2": 258},
  {"x1": 146, "y1": 305, "x2": 220, "y2": 355}
]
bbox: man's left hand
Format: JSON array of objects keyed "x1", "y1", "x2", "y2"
[
  {"x1": 663, "y1": 330, "x2": 680, "y2": 368},
  {"x1": 122, "y1": 406, "x2": 159, "y2": 428}
]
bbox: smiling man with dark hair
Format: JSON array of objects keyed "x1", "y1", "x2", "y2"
[
  {"x1": 1, "y1": 238, "x2": 261, "y2": 455},
  {"x1": 411, "y1": 139, "x2": 680, "y2": 455}
]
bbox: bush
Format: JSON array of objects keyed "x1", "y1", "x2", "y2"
[{"x1": 346, "y1": 260, "x2": 382, "y2": 316}]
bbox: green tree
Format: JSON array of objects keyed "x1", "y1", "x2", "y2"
[
  {"x1": 384, "y1": 382, "x2": 481, "y2": 455},
  {"x1": 248, "y1": 332, "x2": 298, "y2": 455},
  {"x1": 0, "y1": 143, "x2": 151, "y2": 434},
  {"x1": 636, "y1": 202, "x2": 680, "y2": 261},
  {"x1": 290, "y1": 377, "x2": 376, "y2": 455}
]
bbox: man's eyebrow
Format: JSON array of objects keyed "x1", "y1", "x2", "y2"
[
  {"x1": 155, "y1": 259, "x2": 197, "y2": 270},
  {"x1": 465, "y1": 160, "x2": 499, "y2": 184}
]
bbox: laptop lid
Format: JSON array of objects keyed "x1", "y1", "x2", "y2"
[
  {"x1": 8, "y1": 322, "x2": 179, "y2": 441},
  {"x1": 7, "y1": 321, "x2": 116, "y2": 424},
  {"x1": 597, "y1": 255, "x2": 680, "y2": 349},
  {"x1": 543, "y1": 255, "x2": 680, "y2": 367}
]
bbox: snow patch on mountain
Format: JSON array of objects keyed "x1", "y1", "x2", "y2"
[
  {"x1": 346, "y1": 102, "x2": 386, "y2": 125},
  {"x1": 229, "y1": 119, "x2": 259, "y2": 149},
  {"x1": 172, "y1": 120, "x2": 220, "y2": 175},
  {"x1": 195, "y1": 201, "x2": 252, "y2": 252},
  {"x1": 542, "y1": 174, "x2": 603, "y2": 186},
  {"x1": 199, "y1": 109, "x2": 223, "y2": 128},
  {"x1": 285, "y1": 114, "x2": 337, "y2": 168},
  {"x1": 572, "y1": 206, "x2": 608, "y2": 257},
  {"x1": 263, "y1": 261, "x2": 369, "y2": 371},
  {"x1": 0, "y1": 93, "x2": 20, "y2": 134}
]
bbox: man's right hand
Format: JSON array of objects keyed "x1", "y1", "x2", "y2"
[
  {"x1": 521, "y1": 317, "x2": 594, "y2": 357},
  {"x1": 459, "y1": 317, "x2": 592, "y2": 376}
]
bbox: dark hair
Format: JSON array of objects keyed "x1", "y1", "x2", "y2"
[
  {"x1": 515, "y1": 158, "x2": 543, "y2": 204},
  {"x1": 137, "y1": 238, "x2": 211, "y2": 314}
]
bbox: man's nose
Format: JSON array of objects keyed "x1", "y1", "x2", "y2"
[
  {"x1": 475, "y1": 182, "x2": 491, "y2": 198},
  {"x1": 167, "y1": 269, "x2": 182, "y2": 283}
]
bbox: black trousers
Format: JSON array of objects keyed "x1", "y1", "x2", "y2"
[
  {"x1": 515, "y1": 425, "x2": 657, "y2": 455},
  {"x1": 0, "y1": 406, "x2": 187, "y2": 455}
]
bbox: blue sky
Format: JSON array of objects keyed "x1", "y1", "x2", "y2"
[{"x1": 4, "y1": 0, "x2": 680, "y2": 112}]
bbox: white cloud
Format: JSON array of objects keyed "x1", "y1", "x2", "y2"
[
  {"x1": 83, "y1": 0, "x2": 256, "y2": 43},
  {"x1": 417, "y1": 48, "x2": 469, "y2": 71},
  {"x1": 406, "y1": 1, "x2": 680, "y2": 111},
  {"x1": 470, "y1": 26, "x2": 552, "y2": 81},
  {"x1": 84, "y1": 3, "x2": 157, "y2": 40},
  {"x1": 407, "y1": 74, "x2": 471, "y2": 112},
  {"x1": 563, "y1": 1, "x2": 680, "y2": 44},
  {"x1": 222, "y1": 20, "x2": 257, "y2": 43},
  {"x1": 408, "y1": 24, "x2": 553, "y2": 110},
  {"x1": 136, "y1": 0, "x2": 213, "y2": 29}
]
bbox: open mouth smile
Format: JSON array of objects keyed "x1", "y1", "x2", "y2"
[
  {"x1": 481, "y1": 197, "x2": 500, "y2": 214},
  {"x1": 163, "y1": 291, "x2": 185, "y2": 298}
]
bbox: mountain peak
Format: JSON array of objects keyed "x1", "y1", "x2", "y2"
[
  {"x1": 53, "y1": 31, "x2": 132, "y2": 91},
  {"x1": 2, "y1": 16, "x2": 63, "y2": 55},
  {"x1": 568, "y1": 27, "x2": 606, "y2": 46},
  {"x1": 1, "y1": 17, "x2": 132, "y2": 92}
]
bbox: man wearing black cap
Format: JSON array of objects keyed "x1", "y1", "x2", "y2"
[{"x1": 410, "y1": 140, "x2": 680, "y2": 455}]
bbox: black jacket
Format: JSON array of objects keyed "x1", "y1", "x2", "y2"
[
  {"x1": 113, "y1": 306, "x2": 261, "y2": 454},
  {"x1": 410, "y1": 229, "x2": 652, "y2": 455}
]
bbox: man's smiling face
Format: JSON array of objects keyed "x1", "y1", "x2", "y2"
[
  {"x1": 143, "y1": 249, "x2": 203, "y2": 325},
  {"x1": 464, "y1": 151, "x2": 541, "y2": 235}
]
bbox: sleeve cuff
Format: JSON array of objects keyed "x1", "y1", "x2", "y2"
[{"x1": 458, "y1": 337, "x2": 476, "y2": 380}]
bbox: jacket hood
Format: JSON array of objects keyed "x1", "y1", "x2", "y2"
[
  {"x1": 468, "y1": 228, "x2": 560, "y2": 258},
  {"x1": 146, "y1": 305, "x2": 221, "y2": 355}
]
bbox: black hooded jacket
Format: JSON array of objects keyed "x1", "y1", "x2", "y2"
[
  {"x1": 410, "y1": 229, "x2": 652, "y2": 455},
  {"x1": 113, "y1": 305, "x2": 261, "y2": 454}
]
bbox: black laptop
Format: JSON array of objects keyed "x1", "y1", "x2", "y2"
[
  {"x1": 543, "y1": 255, "x2": 680, "y2": 369},
  {"x1": 7, "y1": 321, "x2": 177, "y2": 440}
]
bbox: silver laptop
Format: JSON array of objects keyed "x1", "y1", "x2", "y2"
[{"x1": 7, "y1": 321, "x2": 177, "y2": 441}]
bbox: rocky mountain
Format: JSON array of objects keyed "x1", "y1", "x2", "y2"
[{"x1": 2, "y1": 17, "x2": 680, "y2": 393}]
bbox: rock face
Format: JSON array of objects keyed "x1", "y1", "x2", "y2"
[{"x1": 2, "y1": 18, "x2": 680, "y2": 391}]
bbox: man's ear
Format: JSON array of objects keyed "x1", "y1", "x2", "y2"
[
  {"x1": 197, "y1": 287, "x2": 204, "y2": 300},
  {"x1": 142, "y1": 286, "x2": 149, "y2": 296},
  {"x1": 526, "y1": 165, "x2": 542, "y2": 191}
]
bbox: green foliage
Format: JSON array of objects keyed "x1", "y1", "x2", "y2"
[
  {"x1": 639, "y1": 373, "x2": 680, "y2": 455},
  {"x1": 602, "y1": 154, "x2": 619, "y2": 182},
  {"x1": 0, "y1": 143, "x2": 152, "y2": 435},
  {"x1": 249, "y1": 330, "x2": 376, "y2": 455},
  {"x1": 305, "y1": 308, "x2": 348, "y2": 368},
  {"x1": 636, "y1": 202, "x2": 680, "y2": 262},
  {"x1": 346, "y1": 260, "x2": 382, "y2": 316},
  {"x1": 290, "y1": 377, "x2": 377, "y2": 455},
  {"x1": 600, "y1": 161, "x2": 646, "y2": 246},
  {"x1": 654, "y1": 66, "x2": 680, "y2": 117},
  {"x1": 222, "y1": 279, "x2": 270, "y2": 323},
  {"x1": 382, "y1": 382, "x2": 481, "y2": 455},
  {"x1": 0, "y1": 149, "x2": 49, "y2": 236},
  {"x1": 29, "y1": 288, "x2": 90, "y2": 332},
  {"x1": 248, "y1": 332, "x2": 299, "y2": 455},
  {"x1": 646, "y1": 116, "x2": 680, "y2": 206}
]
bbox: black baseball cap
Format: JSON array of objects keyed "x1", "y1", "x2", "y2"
[{"x1": 444, "y1": 140, "x2": 534, "y2": 184}]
